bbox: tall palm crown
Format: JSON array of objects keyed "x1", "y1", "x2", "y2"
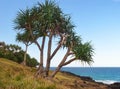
[
  {"x1": 14, "y1": 0, "x2": 74, "y2": 39},
  {"x1": 38, "y1": 0, "x2": 74, "y2": 36},
  {"x1": 14, "y1": 7, "x2": 46, "y2": 41},
  {"x1": 14, "y1": 9, "x2": 32, "y2": 30}
]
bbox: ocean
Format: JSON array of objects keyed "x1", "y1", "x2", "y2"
[{"x1": 51, "y1": 67, "x2": 120, "y2": 84}]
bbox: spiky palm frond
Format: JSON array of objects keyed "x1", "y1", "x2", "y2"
[
  {"x1": 14, "y1": 8, "x2": 32, "y2": 30},
  {"x1": 73, "y1": 42, "x2": 94, "y2": 65},
  {"x1": 37, "y1": 0, "x2": 66, "y2": 36},
  {"x1": 62, "y1": 31, "x2": 81, "y2": 49},
  {"x1": 16, "y1": 30, "x2": 33, "y2": 45}
]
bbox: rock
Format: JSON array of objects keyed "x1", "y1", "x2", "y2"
[
  {"x1": 80, "y1": 76, "x2": 95, "y2": 82},
  {"x1": 60, "y1": 71, "x2": 95, "y2": 82},
  {"x1": 109, "y1": 82, "x2": 120, "y2": 89}
]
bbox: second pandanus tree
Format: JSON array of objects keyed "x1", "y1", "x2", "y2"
[
  {"x1": 50, "y1": 31, "x2": 81, "y2": 78},
  {"x1": 14, "y1": 7, "x2": 45, "y2": 75},
  {"x1": 53, "y1": 42, "x2": 94, "y2": 77},
  {"x1": 50, "y1": 31, "x2": 94, "y2": 78},
  {"x1": 16, "y1": 30, "x2": 33, "y2": 66},
  {"x1": 51, "y1": 43, "x2": 94, "y2": 78}
]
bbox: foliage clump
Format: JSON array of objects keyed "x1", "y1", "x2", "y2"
[{"x1": 0, "y1": 42, "x2": 39, "y2": 67}]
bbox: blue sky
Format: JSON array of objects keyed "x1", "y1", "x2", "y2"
[{"x1": 0, "y1": 0, "x2": 120, "y2": 67}]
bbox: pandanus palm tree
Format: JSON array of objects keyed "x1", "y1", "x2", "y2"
[
  {"x1": 14, "y1": 0, "x2": 63, "y2": 77},
  {"x1": 50, "y1": 14, "x2": 94, "y2": 78},
  {"x1": 50, "y1": 31, "x2": 81, "y2": 78},
  {"x1": 14, "y1": 0, "x2": 94, "y2": 78},
  {"x1": 16, "y1": 30, "x2": 33, "y2": 66},
  {"x1": 14, "y1": 7, "x2": 45, "y2": 75}
]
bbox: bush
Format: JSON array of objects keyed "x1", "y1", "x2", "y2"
[
  {"x1": 0, "y1": 42, "x2": 39, "y2": 67},
  {"x1": 27, "y1": 57, "x2": 39, "y2": 67}
]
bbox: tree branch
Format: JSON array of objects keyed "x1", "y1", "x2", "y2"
[
  {"x1": 62, "y1": 58, "x2": 76, "y2": 66},
  {"x1": 49, "y1": 36, "x2": 62, "y2": 60},
  {"x1": 68, "y1": 52, "x2": 74, "y2": 56},
  {"x1": 50, "y1": 48, "x2": 70, "y2": 78},
  {"x1": 49, "y1": 43, "x2": 61, "y2": 60},
  {"x1": 39, "y1": 36, "x2": 45, "y2": 66},
  {"x1": 45, "y1": 33, "x2": 53, "y2": 76},
  {"x1": 34, "y1": 40, "x2": 41, "y2": 51},
  {"x1": 41, "y1": 36, "x2": 45, "y2": 51},
  {"x1": 28, "y1": 23, "x2": 42, "y2": 51}
]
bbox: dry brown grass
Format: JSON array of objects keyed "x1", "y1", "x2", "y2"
[{"x1": 0, "y1": 58, "x2": 108, "y2": 89}]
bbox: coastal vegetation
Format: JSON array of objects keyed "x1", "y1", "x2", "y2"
[
  {"x1": 14, "y1": 0, "x2": 94, "y2": 78},
  {"x1": 0, "y1": 42, "x2": 38, "y2": 67}
]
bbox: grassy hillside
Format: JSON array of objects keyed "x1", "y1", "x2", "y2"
[
  {"x1": 0, "y1": 58, "x2": 56, "y2": 89},
  {"x1": 0, "y1": 58, "x2": 108, "y2": 89}
]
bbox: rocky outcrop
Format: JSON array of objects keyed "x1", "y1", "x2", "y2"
[
  {"x1": 108, "y1": 82, "x2": 120, "y2": 89},
  {"x1": 61, "y1": 71, "x2": 120, "y2": 89},
  {"x1": 60, "y1": 71, "x2": 108, "y2": 89},
  {"x1": 61, "y1": 71, "x2": 95, "y2": 82}
]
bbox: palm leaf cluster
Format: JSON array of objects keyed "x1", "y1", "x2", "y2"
[{"x1": 73, "y1": 42, "x2": 94, "y2": 65}]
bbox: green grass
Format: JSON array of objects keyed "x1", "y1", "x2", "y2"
[
  {"x1": 0, "y1": 58, "x2": 108, "y2": 89},
  {"x1": 0, "y1": 58, "x2": 56, "y2": 89},
  {"x1": 0, "y1": 58, "x2": 74, "y2": 89}
]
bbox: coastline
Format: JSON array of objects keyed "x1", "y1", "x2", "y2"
[
  {"x1": 60, "y1": 70, "x2": 120, "y2": 89},
  {"x1": 60, "y1": 67, "x2": 120, "y2": 84}
]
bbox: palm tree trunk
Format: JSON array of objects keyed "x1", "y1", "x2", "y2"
[
  {"x1": 41, "y1": 36, "x2": 45, "y2": 67},
  {"x1": 23, "y1": 44, "x2": 28, "y2": 66},
  {"x1": 45, "y1": 34, "x2": 52, "y2": 77},
  {"x1": 50, "y1": 48, "x2": 70, "y2": 78},
  {"x1": 28, "y1": 23, "x2": 44, "y2": 77},
  {"x1": 35, "y1": 37, "x2": 45, "y2": 77}
]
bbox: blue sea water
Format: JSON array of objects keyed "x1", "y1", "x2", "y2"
[{"x1": 51, "y1": 67, "x2": 120, "y2": 84}]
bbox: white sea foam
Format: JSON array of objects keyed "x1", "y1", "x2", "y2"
[{"x1": 95, "y1": 80, "x2": 118, "y2": 84}]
